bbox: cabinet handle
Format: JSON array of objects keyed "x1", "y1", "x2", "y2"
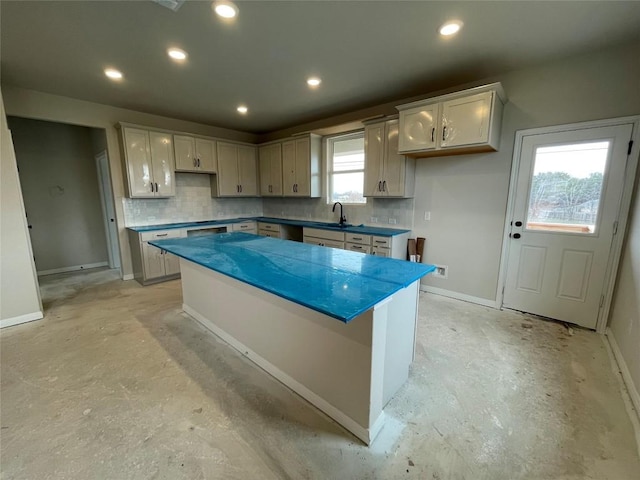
[
  {"x1": 378, "y1": 181, "x2": 382, "y2": 192},
  {"x1": 431, "y1": 127, "x2": 435, "y2": 142},
  {"x1": 151, "y1": 183, "x2": 154, "y2": 193},
  {"x1": 352, "y1": 237, "x2": 362, "y2": 241},
  {"x1": 156, "y1": 233, "x2": 168, "y2": 237},
  {"x1": 155, "y1": 183, "x2": 159, "y2": 193},
  {"x1": 239, "y1": 185, "x2": 243, "y2": 193},
  {"x1": 197, "y1": 158, "x2": 200, "y2": 167},
  {"x1": 375, "y1": 240, "x2": 385, "y2": 244},
  {"x1": 382, "y1": 180, "x2": 386, "y2": 192},
  {"x1": 442, "y1": 126, "x2": 447, "y2": 141}
]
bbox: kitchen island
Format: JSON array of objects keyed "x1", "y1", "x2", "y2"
[{"x1": 151, "y1": 232, "x2": 435, "y2": 444}]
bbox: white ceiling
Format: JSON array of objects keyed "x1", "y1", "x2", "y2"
[{"x1": 2, "y1": 1, "x2": 640, "y2": 134}]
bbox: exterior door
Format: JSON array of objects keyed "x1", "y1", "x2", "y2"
[{"x1": 503, "y1": 123, "x2": 633, "y2": 329}]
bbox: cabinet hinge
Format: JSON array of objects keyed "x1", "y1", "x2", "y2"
[
  {"x1": 613, "y1": 220, "x2": 618, "y2": 236},
  {"x1": 628, "y1": 140, "x2": 634, "y2": 156}
]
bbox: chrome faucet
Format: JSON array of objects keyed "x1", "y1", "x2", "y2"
[{"x1": 332, "y1": 202, "x2": 347, "y2": 226}]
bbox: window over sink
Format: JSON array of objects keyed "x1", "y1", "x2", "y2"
[{"x1": 327, "y1": 132, "x2": 366, "y2": 205}]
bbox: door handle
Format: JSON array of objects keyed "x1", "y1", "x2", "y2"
[{"x1": 509, "y1": 233, "x2": 521, "y2": 239}]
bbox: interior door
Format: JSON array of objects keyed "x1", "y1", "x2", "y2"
[
  {"x1": 503, "y1": 123, "x2": 633, "y2": 329},
  {"x1": 95, "y1": 151, "x2": 120, "y2": 269}
]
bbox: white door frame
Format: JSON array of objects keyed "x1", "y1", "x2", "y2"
[
  {"x1": 497, "y1": 116, "x2": 640, "y2": 333},
  {"x1": 95, "y1": 150, "x2": 121, "y2": 271}
]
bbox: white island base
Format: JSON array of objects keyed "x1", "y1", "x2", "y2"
[{"x1": 179, "y1": 259, "x2": 420, "y2": 445}]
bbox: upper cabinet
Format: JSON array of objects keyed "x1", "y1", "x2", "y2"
[
  {"x1": 174, "y1": 135, "x2": 217, "y2": 173},
  {"x1": 119, "y1": 125, "x2": 176, "y2": 198},
  {"x1": 211, "y1": 142, "x2": 258, "y2": 197},
  {"x1": 281, "y1": 134, "x2": 321, "y2": 197},
  {"x1": 259, "y1": 143, "x2": 283, "y2": 196},
  {"x1": 364, "y1": 119, "x2": 415, "y2": 198},
  {"x1": 396, "y1": 83, "x2": 506, "y2": 157}
]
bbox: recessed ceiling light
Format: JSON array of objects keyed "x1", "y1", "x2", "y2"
[
  {"x1": 237, "y1": 105, "x2": 248, "y2": 114},
  {"x1": 212, "y1": 0, "x2": 238, "y2": 18},
  {"x1": 168, "y1": 48, "x2": 187, "y2": 61},
  {"x1": 307, "y1": 77, "x2": 321, "y2": 87},
  {"x1": 439, "y1": 20, "x2": 463, "y2": 36},
  {"x1": 104, "y1": 68, "x2": 123, "y2": 80}
]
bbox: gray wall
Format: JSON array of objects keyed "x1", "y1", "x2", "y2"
[
  {"x1": 0, "y1": 91, "x2": 42, "y2": 324},
  {"x1": 8, "y1": 117, "x2": 109, "y2": 273}
]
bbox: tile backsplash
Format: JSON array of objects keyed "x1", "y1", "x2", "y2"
[
  {"x1": 123, "y1": 173, "x2": 262, "y2": 226},
  {"x1": 123, "y1": 172, "x2": 414, "y2": 229}
]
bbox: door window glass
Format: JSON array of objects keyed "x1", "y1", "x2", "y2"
[{"x1": 526, "y1": 141, "x2": 609, "y2": 234}]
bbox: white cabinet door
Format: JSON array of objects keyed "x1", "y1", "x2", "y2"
[
  {"x1": 174, "y1": 135, "x2": 196, "y2": 171},
  {"x1": 123, "y1": 127, "x2": 154, "y2": 197},
  {"x1": 163, "y1": 252, "x2": 181, "y2": 276},
  {"x1": 142, "y1": 243, "x2": 166, "y2": 279},
  {"x1": 282, "y1": 140, "x2": 296, "y2": 195},
  {"x1": 259, "y1": 143, "x2": 283, "y2": 196},
  {"x1": 216, "y1": 142, "x2": 240, "y2": 196},
  {"x1": 382, "y1": 120, "x2": 407, "y2": 197},
  {"x1": 364, "y1": 123, "x2": 385, "y2": 197},
  {"x1": 441, "y1": 91, "x2": 493, "y2": 148},
  {"x1": 195, "y1": 138, "x2": 216, "y2": 173},
  {"x1": 371, "y1": 247, "x2": 390, "y2": 257},
  {"x1": 149, "y1": 131, "x2": 175, "y2": 197},
  {"x1": 294, "y1": 137, "x2": 310, "y2": 196},
  {"x1": 398, "y1": 103, "x2": 438, "y2": 153},
  {"x1": 237, "y1": 145, "x2": 258, "y2": 196}
]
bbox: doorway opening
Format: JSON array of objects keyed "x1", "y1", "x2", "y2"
[{"x1": 8, "y1": 116, "x2": 121, "y2": 282}]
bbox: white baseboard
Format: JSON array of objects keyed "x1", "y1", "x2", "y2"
[
  {"x1": 183, "y1": 303, "x2": 381, "y2": 445},
  {"x1": 38, "y1": 261, "x2": 108, "y2": 277},
  {"x1": 122, "y1": 274, "x2": 134, "y2": 281},
  {"x1": 420, "y1": 284, "x2": 499, "y2": 309},
  {"x1": 0, "y1": 311, "x2": 43, "y2": 329},
  {"x1": 605, "y1": 328, "x2": 640, "y2": 419}
]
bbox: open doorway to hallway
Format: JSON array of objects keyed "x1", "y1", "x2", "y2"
[{"x1": 8, "y1": 116, "x2": 121, "y2": 280}]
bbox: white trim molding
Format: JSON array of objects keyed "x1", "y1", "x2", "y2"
[
  {"x1": 37, "y1": 261, "x2": 109, "y2": 277},
  {"x1": 606, "y1": 328, "x2": 640, "y2": 418},
  {"x1": 420, "y1": 284, "x2": 499, "y2": 309},
  {"x1": 604, "y1": 328, "x2": 640, "y2": 457},
  {"x1": 0, "y1": 311, "x2": 43, "y2": 329}
]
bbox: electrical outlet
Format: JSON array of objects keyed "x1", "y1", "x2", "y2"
[
  {"x1": 424, "y1": 211, "x2": 431, "y2": 221},
  {"x1": 388, "y1": 218, "x2": 397, "y2": 224},
  {"x1": 370, "y1": 217, "x2": 378, "y2": 223},
  {"x1": 431, "y1": 265, "x2": 448, "y2": 279}
]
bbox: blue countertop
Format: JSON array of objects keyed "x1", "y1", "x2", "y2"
[
  {"x1": 128, "y1": 217, "x2": 409, "y2": 236},
  {"x1": 150, "y1": 233, "x2": 435, "y2": 323}
]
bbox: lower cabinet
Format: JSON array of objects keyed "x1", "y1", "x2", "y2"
[{"x1": 128, "y1": 228, "x2": 186, "y2": 285}]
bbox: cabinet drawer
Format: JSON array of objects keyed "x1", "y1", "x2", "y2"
[
  {"x1": 258, "y1": 222, "x2": 280, "y2": 232},
  {"x1": 372, "y1": 236, "x2": 391, "y2": 248},
  {"x1": 303, "y1": 227, "x2": 345, "y2": 242},
  {"x1": 303, "y1": 237, "x2": 344, "y2": 250},
  {"x1": 232, "y1": 221, "x2": 256, "y2": 232},
  {"x1": 140, "y1": 229, "x2": 184, "y2": 242},
  {"x1": 346, "y1": 243, "x2": 371, "y2": 254},
  {"x1": 259, "y1": 229, "x2": 281, "y2": 238},
  {"x1": 345, "y1": 233, "x2": 371, "y2": 245}
]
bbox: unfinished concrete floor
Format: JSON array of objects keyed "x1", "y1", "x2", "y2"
[{"x1": 1, "y1": 268, "x2": 639, "y2": 480}]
